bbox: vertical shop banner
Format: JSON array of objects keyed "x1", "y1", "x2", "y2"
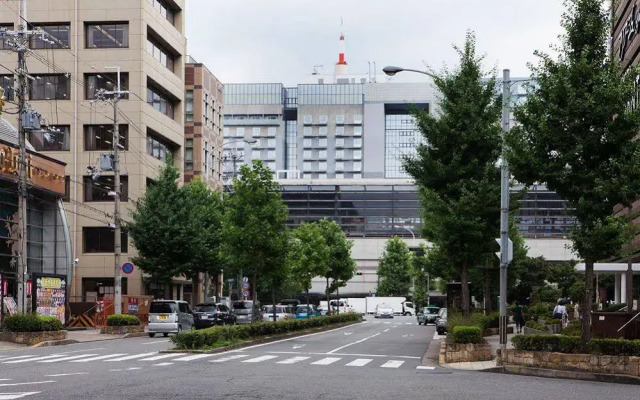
[
  {"x1": 34, "y1": 276, "x2": 67, "y2": 325},
  {"x1": 127, "y1": 297, "x2": 139, "y2": 314}
]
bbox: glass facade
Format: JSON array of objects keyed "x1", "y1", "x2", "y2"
[
  {"x1": 85, "y1": 73, "x2": 129, "y2": 100},
  {"x1": 0, "y1": 24, "x2": 13, "y2": 50},
  {"x1": 30, "y1": 74, "x2": 70, "y2": 100},
  {"x1": 384, "y1": 114, "x2": 422, "y2": 178},
  {"x1": 85, "y1": 22, "x2": 129, "y2": 48},
  {"x1": 28, "y1": 125, "x2": 70, "y2": 151},
  {"x1": 29, "y1": 23, "x2": 70, "y2": 49},
  {"x1": 224, "y1": 83, "x2": 284, "y2": 105},
  {"x1": 285, "y1": 120, "x2": 297, "y2": 170},
  {"x1": 514, "y1": 185, "x2": 576, "y2": 238},
  {"x1": 297, "y1": 84, "x2": 363, "y2": 105}
]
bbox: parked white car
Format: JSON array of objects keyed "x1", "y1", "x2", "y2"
[{"x1": 262, "y1": 305, "x2": 295, "y2": 322}]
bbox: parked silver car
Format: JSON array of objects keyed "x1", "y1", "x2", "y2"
[
  {"x1": 233, "y1": 300, "x2": 261, "y2": 324},
  {"x1": 148, "y1": 300, "x2": 194, "y2": 337}
]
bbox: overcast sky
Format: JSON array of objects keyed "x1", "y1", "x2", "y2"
[{"x1": 185, "y1": 0, "x2": 565, "y2": 85}]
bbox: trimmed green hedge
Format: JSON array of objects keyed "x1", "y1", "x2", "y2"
[
  {"x1": 524, "y1": 320, "x2": 548, "y2": 331},
  {"x1": 106, "y1": 314, "x2": 141, "y2": 326},
  {"x1": 446, "y1": 312, "x2": 499, "y2": 332},
  {"x1": 560, "y1": 321, "x2": 581, "y2": 337},
  {"x1": 172, "y1": 313, "x2": 360, "y2": 350},
  {"x1": 602, "y1": 303, "x2": 627, "y2": 313},
  {"x1": 2, "y1": 314, "x2": 63, "y2": 332},
  {"x1": 451, "y1": 326, "x2": 483, "y2": 344},
  {"x1": 512, "y1": 334, "x2": 640, "y2": 356}
]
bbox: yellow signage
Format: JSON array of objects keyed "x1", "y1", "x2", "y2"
[
  {"x1": 0, "y1": 143, "x2": 66, "y2": 195},
  {"x1": 40, "y1": 277, "x2": 62, "y2": 289}
]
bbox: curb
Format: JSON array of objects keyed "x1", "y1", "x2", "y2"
[
  {"x1": 161, "y1": 320, "x2": 361, "y2": 354},
  {"x1": 32, "y1": 339, "x2": 79, "y2": 348},
  {"x1": 486, "y1": 365, "x2": 640, "y2": 385},
  {"x1": 30, "y1": 331, "x2": 150, "y2": 347}
]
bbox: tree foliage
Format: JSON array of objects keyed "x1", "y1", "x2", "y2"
[
  {"x1": 316, "y1": 219, "x2": 356, "y2": 300},
  {"x1": 290, "y1": 222, "x2": 330, "y2": 293},
  {"x1": 376, "y1": 237, "x2": 413, "y2": 297},
  {"x1": 506, "y1": 0, "x2": 640, "y2": 344},
  {"x1": 221, "y1": 162, "x2": 289, "y2": 302},
  {"x1": 403, "y1": 31, "x2": 504, "y2": 315}
]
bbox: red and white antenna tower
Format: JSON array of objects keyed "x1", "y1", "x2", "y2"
[{"x1": 334, "y1": 18, "x2": 348, "y2": 77}]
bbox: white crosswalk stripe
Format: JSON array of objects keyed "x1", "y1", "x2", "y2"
[
  {"x1": 173, "y1": 354, "x2": 217, "y2": 361},
  {"x1": 153, "y1": 362, "x2": 174, "y2": 367},
  {"x1": 345, "y1": 358, "x2": 373, "y2": 367},
  {"x1": 210, "y1": 354, "x2": 250, "y2": 363},
  {"x1": 140, "y1": 354, "x2": 179, "y2": 361},
  {"x1": 0, "y1": 356, "x2": 34, "y2": 362},
  {"x1": 311, "y1": 357, "x2": 341, "y2": 365},
  {"x1": 71, "y1": 354, "x2": 127, "y2": 363},
  {"x1": 105, "y1": 352, "x2": 157, "y2": 362},
  {"x1": 3, "y1": 355, "x2": 67, "y2": 364},
  {"x1": 242, "y1": 355, "x2": 278, "y2": 363},
  {"x1": 380, "y1": 360, "x2": 404, "y2": 368},
  {"x1": 38, "y1": 354, "x2": 98, "y2": 363},
  {"x1": 276, "y1": 356, "x2": 310, "y2": 364},
  {"x1": 0, "y1": 392, "x2": 41, "y2": 399}
]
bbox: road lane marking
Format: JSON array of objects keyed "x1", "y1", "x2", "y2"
[
  {"x1": 153, "y1": 363, "x2": 174, "y2": 366},
  {"x1": 140, "y1": 354, "x2": 178, "y2": 361},
  {"x1": 383, "y1": 329, "x2": 390, "y2": 332},
  {"x1": 416, "y1": 366, "x2": 436, "y2": 370},
  {"x1": 343, "y1": 332, "x2": 353, "y2": 336},
  {"x1": 326, "y1": 333, "x2": 380, "y2": 354},
  {"x1": 210, "y1": 354, "x2": 250, "y2": 363},
  {"x1": 141, "y1": 340, "x2": 170, "y2": 345},
  {"x1": 71, "y1": 354, "x2": 127, "y2": 362},
  {"x1": 235, "y1": 324, "x2": 354, "y2": 351},
  {"x1": 0, "y1": 356, "x2": 33, "y2": 362},
  {"x1": 126, "y1": 367, "x2": 141, "y2": 370},
  {"x1": 38, "y1": 354, "x2": 98, "y2": 363},
  {"x1": 345, "y1": 358, "x2": 372, "y2": 367},
  {"x1": 105, "y1": 353, "x2": 157, "y2": 362},
  {"x1": 292, "y1": 344, "x2": 305, "y2": 349},
  {"x1": 3, "y1": 355, "x2": 67, "y2": 364},
  {"x1": 0, "y1": 381, "x2": 55, "y2": 387},
  {"x1": 276, "y1": 356, "x2": 310, "y2": 364},
  {"x1": 173, "y1": 354, "x2": 217, "y2": 361},
  {"x1": 381, "y1": 360, "x2": 404, "y2": 368},
  {"x1": 0, "y1": 392, "x2": 41, "y2": 399},
  {"x1": 311, "y1": 357, "x2": 341, "y2": 365},
  {"x1": 242, "y1": 355, "x2": 278, "y2": 363},
  {"x1": 384, "y1": 322, "x2": 391, "y2": 324},
  {"x1": 406, "y1": 323, "x2": 412, "y2": 325},
  {"x1": 44, "y1": 373, "x2": 90, "y2": 377},
  {"x1": 267, "y1": 351, "x2": 420, "y2": 359}
]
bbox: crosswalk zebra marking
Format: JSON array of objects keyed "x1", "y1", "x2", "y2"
[
  {"x1": 105, "y1": 352, "x2": 157, "y2": 362},
  {"x1": 210, "y1": 354, "x2": 250, "y2": 363},
  {"x1": 173, "y1": 354, "x2": 217, "y2": 362},
  {"x1": 38, "y1": 354, "x2": 98, "y2": 363},
  {"x1": 140, "y1": 354, "x2": 178, "y2": 361},
  {"x1": 3, "y1": 355, "x2": 66, "y2": 364},
  {"x1": 71, "y1": 354, "x2": 127, "y2": 363},
  {"x1": 345, "y1": 358, "x2": 373, "y2": 367},
  {"x1": 380, "y1": 360, "x2": 404, "y2": 368},
  {"x1": 276, "y1": 356, "x2": 310, "y2": 364},
  {"x1": 0, "y1": 391, "x2": 41, "y2": 399},
  {"x1": 242, "y1": 355, "x2": 278, "y2": 363},
  {"x1": 153, "y1": 362, "x2": 174, "y2": 367},
  {"x1": 311, "y1": 357, "x2": 341, "y2": 365}
]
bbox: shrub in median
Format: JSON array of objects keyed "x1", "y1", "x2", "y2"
[
  {"x1": 106, "y1": 314, "x2": 141, "y2": 326},
  {"x1": 172, "y1": 312, "x2": 360, "y2": 349},
  {"x1": 2, "y1": 313, "x2": 63, "y2": 332},
  {"x1": 451, "y1": 326, "x2": 483, "y2": 344},
  {"x1": 512, "y1": 334, "x2": 640, "y2": 356},
  {"x1": 560, "y1": 321, "x2": 581, "y2": 337},
  {"x1": 524, "y1": 320, "x2": 548, "y2": 331},
  {"x1": 588, "y1": 338, "x2": 640, "y2": 357}
]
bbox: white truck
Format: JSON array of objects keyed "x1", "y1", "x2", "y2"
[{"x1": 335, "y1": 297, "x2": 415, "y2": 316}]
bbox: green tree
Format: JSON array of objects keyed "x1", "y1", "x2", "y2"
[
  {"x1": 412, "y1": 244, "x2": 431, "y2": 309},
  {"x1": 404, "y1": 32, "x2": 504, "y2": 316},
  {"x1": 290, "y1": 222, "x2": 330, "y2": 316},
  {"x1": 221, "y1": 162, "x2": 289, "y2": 303},
  {"x1": 506, "y1": 0, "x2": 640, "y2": 344},
  {"x1": 376, "y1": 237, "x2": 413, "y2": 296},
  {"x1": 317, "y1": 219, "x2": 356, "y2": 311}
]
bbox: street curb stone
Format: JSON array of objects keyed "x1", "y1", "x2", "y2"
[
  {"x1": 485, "y1": 365, "x2": 640, "y2": 385},
  {"x1": 161, "y1": 320, "x2": 361, "y2": 354}
]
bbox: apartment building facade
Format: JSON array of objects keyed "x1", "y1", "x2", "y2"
[{"x1": 0, "y1": 0, "x2": 187, "y2": 301}]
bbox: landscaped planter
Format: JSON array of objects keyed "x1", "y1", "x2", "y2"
[
  {"x1": 439, "y1": 339, "x2": 493, "y2": 363},
  {"x1": 483, "y1": 326, "x2": 514, "y2": 336},
  {"x1": 101, "y1": 325, "x2": 145, "y2": 335},
  {"x1": 498, "y1": 349, "x2": 640, "y2": 377},
  {"x1": 523, "y1": 326, "x2": 549, "y2": 335},
  {"x1": 0, "y1": 330, "x2": 67, "y2": 345}
]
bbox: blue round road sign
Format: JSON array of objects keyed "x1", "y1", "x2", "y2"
[{"x1": 122, "y1": 262, "x2": 134, "y2": 274}]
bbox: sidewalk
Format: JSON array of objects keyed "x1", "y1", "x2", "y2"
[
  {"x1": 438, "y1": 324, "x2": 516, "y2": 371},
  {"x1": 0, "y1": 328, "x2": 148, "y2": 349}
]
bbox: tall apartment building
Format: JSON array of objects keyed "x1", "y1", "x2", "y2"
[
  {"x1": 184, "y1": 58, "x2": 224, "y2": 191},
  {"x1": 0, "y1": 0, "x2": 187, "y2": 301}
]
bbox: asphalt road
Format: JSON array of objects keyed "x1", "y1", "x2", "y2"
[{"x1": 0, "y1": 316, "x2": 639, "y2": 399}]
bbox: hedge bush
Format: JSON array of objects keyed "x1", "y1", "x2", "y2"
[
  {"x1": 106, "y1": 314, "x2": 141, "y2": 326},
  {"x1": 2, "y1": 313, "x2": 63, "y2": 332},
  {"x1": 446, "y1": 312, "x2": 498, "y2": 332},
  {"x1": 512, "y1": 334, "x2": 640, "y2": 356},
  {"x1": 560, "y1": 320, "x2": 582, "y2": 337},
  {"x1": 172, "y1": 312, "x2": 360, "y2": 350},
  {"x1": 524, "y1": 320, "x2": 548, "y2": 331},
  {"x1": 602, "y1": 303, "x2": 627, "y2": 313},
  {"x1": 451, "y1": 326, "x2": 483, "y2": 344}
]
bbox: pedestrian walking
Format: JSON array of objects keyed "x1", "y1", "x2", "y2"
[
  {"x1": 513, "y1": 301, "x2": 525, "y2": 334},
  {"x1": 553, "y1": 301, "x2": 569, "y2": 328}
]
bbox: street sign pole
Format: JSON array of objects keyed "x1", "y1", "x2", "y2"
[{"x1": 499, "y1": 69, "x2": 511, "y2": 352}]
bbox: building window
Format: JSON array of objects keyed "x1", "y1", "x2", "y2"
[
  {"x1": 303, "y1": 138, "x2": 313, "y2": 147},
  {"x1": 267, "y1": 150, "x2": 276, "y2": 159},
  {"x1": 319, "y1": 126, "x2": 328, "y2": 136},
  {"x1": 83, "y1": 175, "x2": 128, "y2": 202},
  {"x1": 354, "y1": 126, "x2": 363, "y2": 136},
  {"x1": 385, "y1": 114, "x2": 421, "y2": 178},
  {"x1": 353, "y1": 150, "x2": 362, "y2": 159},
  {"x1": 28, "y1": 125, "x2": 70, "y2": 151},
  {"x1": 252, "y1": 150, "x2": 261, "y2": 160},
  {"x1": 285, "y1": 120, "x2": 297, "y2": 170},
  {"x1": 86, "y1": 22, "x2": 129, "y2": 48},
  {"x1": 63, "y1": 176, "x2": 71, "y2": 202},
  {"x1": 84, "y1": 125, "x2": 128, "y2": 151},
  {"x1": 319, "y1": 138, "x2": 327, "y2": 147},
  {"x1": 147, "y1": 84, "x2": 175, "y2": 119},
  {"x1": 336, "y1": 150, "x2": 344, "y2": 159},
  {"x1": 147, "y1": 35, "x2": 175, "y2": 72},
  {"x1": 253, "y1": 127, "x2": 261, "y2": 137},
  {"x1": 85, "y1": 73, "x2": 129, "y2": 100},
  {"x1": 268, "y1": 127, "x2": 277, "y2": 136},
  {"x1": 319, "y1": 161, "x2": 327, "y2": 171},
  {"x1": 29, "y1": 74, "x2": 70, "y2": 100},
  {"x1": 185, "y1": 90, "x2": 194, "y2": 122},
  {"x1": 353, "y1": 138, "x2": 362, "y2": 148},
  {"x1": 148, "y1": 0, "x2": 176, "y2": 25},
  {"x1": 303, "y1": 161, "x2": 312, "y2": 170},
  {"x1": 303, "y1": 115, "x2": 312, "y2": 125},
  {"x1": 29, "y1": 23, "x2": 70, "y2": 49},
  {"x1": 319, "y1": 150, "x2": 327, "y2": 159},
  {"x1": 83, "y1": 227, "x2": 128, "y2": 253},
  {"x1": 303, "y1": 126, "x2": 312, "y2": 136},
  {"x1": 353, "y1": 114, "x2": 363, "y2": 124},
  {"x1": 336, "y1": 115, "x2": 345, "y2": 124},
  {"x1": 185, "y1": 138, "x2": 193, "y2": 171},
  {"x1": 319, "y1": 115, "x2": 328, "y2": 124},
  {"x1": 0, "y1": 75, "x2": 14, "y2": 101},
  {"x1": 236, "y1": 127, "x2": 245, "y2": 136},
  {"x1": 353, "y1": 162, "x2": 362, "y2": 172},
  {"x1": 0, "y1": 24, "x2": 13, "y2": 50},
  {"x1": 336, "y1": 162, "x2": 344, "y2": 171},
  {"x1": 336, "y1": 126, "x2": 345, "y2": 136},
  {"x1": 336, "y1": 138, "x2": 344, "y2": 148},
  {"x1": 223, "y1": 127, "x2": 230, "y2": 137},
  {"x1": 147, "y1": 133, "x2": 172, "y2": 161},
  {"x1": 303, "y1": 150, "x2": 312, "y2": 159}
]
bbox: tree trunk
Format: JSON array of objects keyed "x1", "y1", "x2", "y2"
[
  {"x1": 581, "y1": 258, "x2": 594, "y2": 350},
  {"x1": 461, "y1": 261, "x2": 470, "y2": 317},
  {"x1": 484, "y1": 269, "x2": 492, "y2": 314},
  {"x1": 252, "y1": 267, "x2": 258, "y2": 303},
  {"x1": 336, "y1": 285, "x2": 340, "y2": 315},
  {"x1": 326, "y1": 277, "x2": 330, "y2": 316},
  {"x1": 306, "y1": 288, "x2": 310, "y2": 319},
  {"x1": 191, "y1": 275, "x2": 200, "y2": 308},
  {"x1": 627, "y1": 258, "x2": 633, "y2": 315},
  {"x1": 272, "y1": 287, "x2": 277, "y2": 322}
]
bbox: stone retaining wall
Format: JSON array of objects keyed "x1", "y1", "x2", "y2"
[
  {"x1": 0, "y1": 330, "x2": 67, "y2": 345},
  {"x1": 101, "y1": 325, "x2": 145, "y2": 335},
  {"x1": 498, "y1": 349, "x2": 640, "y2": 377},
  {"x1": 440, "y1": 339, "x2": 493, "y2": 363}
]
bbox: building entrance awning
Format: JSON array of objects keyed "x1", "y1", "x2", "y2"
[{"x1": 575, "y1": 263, "x2": 640, "y2": 275}]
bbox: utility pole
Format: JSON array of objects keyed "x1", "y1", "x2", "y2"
[
  {"x1": 96, "y1": 67, "x2": 130, "y2": 315},
  {"x1": 499, "y1": 69, "x2": 511, "y2": 351}
]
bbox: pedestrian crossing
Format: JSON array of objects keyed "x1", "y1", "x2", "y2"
[{"x1": 0, "y1": 351, "x2": 432, "y2": 371}]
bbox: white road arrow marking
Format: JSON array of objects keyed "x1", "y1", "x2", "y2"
[
  {"x1": 343, "y1": 332, "x2": 353, "y2": 336},
  {"x1": 292, "y1": 344, "x2": 306, "y2": 349}
]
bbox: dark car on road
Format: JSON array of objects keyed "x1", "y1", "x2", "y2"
[
  {"x1": 418, "y1": 306, "x2": 440, "y2": 325},
  {"x1": 193, "y1": 303, "x2": 236, "y2": 329},
  {"x1": 436, "y1": 308, "x2": 447, "y2": 335}
]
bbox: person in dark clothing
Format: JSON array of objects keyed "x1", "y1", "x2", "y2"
[{"x1": 513, "y1": 301, "x2": 525, "y2": 334}]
